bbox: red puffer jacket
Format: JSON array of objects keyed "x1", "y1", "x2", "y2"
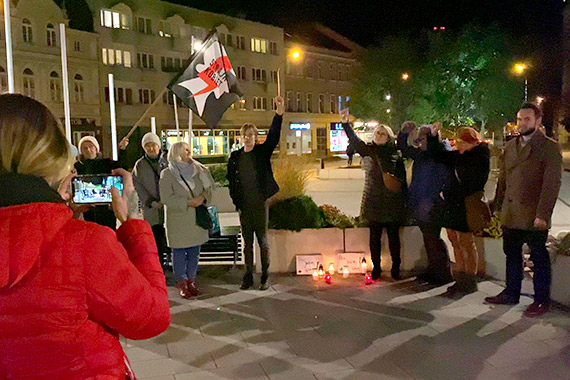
[{"x1": 0, "y1": 202, "x2": 171, "y2": 379}]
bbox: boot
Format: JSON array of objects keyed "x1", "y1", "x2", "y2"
[
  {"x1": 259, "y1": 272, "x2": 269, "y2": 290},
  {"x1": 176, "y1": 279, "x2": 191, "y2": 299},
  {"x1": 240, "y1": 272, "x2": 254, "y2": 290},
  {"x1": 371, "y1": 266, "x2": 381, "y2": 280},
  {"x1": 391, "y1": 265, "x2": 401, "y2": 280},
  {"x1": 187, "y1": 280, "x2": 201, "y2": 297}
]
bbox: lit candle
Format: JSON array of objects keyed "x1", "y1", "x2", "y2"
[
  {"x1": 365, "y1": 273, "x2": 372, "y2": 285},
  {"x1": 312, "y1": 269, "x2": 319, "y2": 281},
  {"x1": 361, "y1": 258, "x2": 367, "y2": 274},
  {"x1": 343, "y1": 266, "x2": 349, "y2": 278},
  {"x1": 328, "y1": 263, "x2": 335, "y2": 275},
  {"x1": 318, "y1": 264, "x2": 325, "y2": 277},
  {"x1": 325, "y1": 273, "x2": 332, "y2": 284}
]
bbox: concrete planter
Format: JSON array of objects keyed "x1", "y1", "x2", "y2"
[
  {"x1": 211, "y1": 187, "x2": 235, "y2": 213},
  {"x1": 474, "y1": 237, "x2": 505, "y2": 281},
  {"x1": 551, "y1": 254, "x2": 570, "y2": 306}
]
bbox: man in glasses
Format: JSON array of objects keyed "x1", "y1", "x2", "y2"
[{"x1": 227, "y1": 96, "x2": 285, "y2": 290}]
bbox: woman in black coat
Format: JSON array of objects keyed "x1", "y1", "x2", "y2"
[
  {"x1": 429, "y1": 126, "x2": 490, "y2": 294},
  {"x1": 341, "y1": 111, "x2": 407, "y2": 280}
]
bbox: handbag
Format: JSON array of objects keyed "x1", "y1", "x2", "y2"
[
  {"x1": 375, "y1": 155, "x2": 402, "y2": 193},
  {"x1": 464, "y1": 191, "x2": 492, "y2": 232},
  {"x1": 179, "y1": 171, "x2": 213, "y2": 231}
]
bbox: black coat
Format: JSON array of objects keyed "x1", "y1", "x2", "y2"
[
  {"x1": 74, "y1": 158, "x2": 121, "y2": 230},
  {"x1": 343, "y1": 123, "x2": 407, "y2": 225},
  {"x1": 227, "y1": 114, "x2": 282, "y2": 211}
]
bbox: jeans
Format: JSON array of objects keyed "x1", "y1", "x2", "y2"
[
  {"x1": 419, "y1": 224, "x2": 451, "y2": 279},
  {"x1": 369, "y1": 223, "x2": 401, "y2": 271},
  {"x1": 151, "y1": 224, "x2": 170, "y2": 269},
  {"x1": 171, "y1": 246, "x2": 201, "y2": 282},
  {"x1": 240, "y1": 201, "x2": 270, "y2": 281},
  {"x1": 503, "y1": 228, "x2": 550, "y2": 303}
]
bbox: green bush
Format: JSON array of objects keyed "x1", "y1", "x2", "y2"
[
  {"x1": 208, "y1": 164, "x2": 229, "y2": 187},
  {"x1": 269, "y1": 195, "x2": 327, "y2": 231},
  {"x1": 320, "y1": 204, "x2": 355, "y2": 229}
]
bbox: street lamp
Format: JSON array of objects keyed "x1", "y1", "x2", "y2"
[
  {"x1": 536, "y1": 96, "x2": 545, "y2": 105},
  {"x1": 513, "y1": 63, "x2": 528, "y2": 101},
  {"x1": 385, "y1": 94, "x2": 391, "y2": 101},
  {"x1": 402, "y1": 73, "x2": 410, "y2": 81},
  {"x1": 290, "y1": 49, "x2": 302, "y2": 61}
]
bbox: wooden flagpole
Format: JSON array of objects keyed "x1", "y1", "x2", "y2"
[{"x1": 123, "y1": 87, "x2": 167, "y2": 140}]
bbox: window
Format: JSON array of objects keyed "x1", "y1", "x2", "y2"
[
  {"x1": 286, "y1": 91, "x2": 293, "y2": 112},
  {"x1": 318, "y1": 94, "x2": 325, "y2": 113},
  {"x1": 74, "y1": 41, "x2": 81, "y2": 52},
  {"x1": 100, "y1": 9, "x2": 128, "y2": 29},
  {"x1": 251, "y1": 38, "x2": 267, "y2": 53},
  {"x1": 46, "y1": 23, "x2": 56, "y2": 47},
  {"x1": 136, "y1": 17, "x2": 152, "y2": 34},
  {"x1": 137, "y1": 53, "x2": 154, "y2": 69},
  {"x1": 159, "y1": 20, "x2": 173, "y2": 38},
  {"x1": 73, "y1": 74, "x2": 85, "y2": 103},
  {"x1": 251, "y1": 68, "x2": 266, "y2": 82},
  {"x1": 345, "y1": 66, "x2": 351, "y2": 81},
  {"x1": 296, "y1": 92, "x2": 303, "y2": 112},
  {"x1": 103, "y1": 49, "x2": 131, "y2": 67},
  {"x1": 318, "y1": 63, "x2": 324, "y2": 79},
  {"x1": 339, "y1": 95, "x2": 343, "y2": 111},
  {"x1": 306, "y1": 93, "x2": 313, "y2": 113},
  {"x1": 330, "y1": 64, "x2": 336, "y2": 81},
  {"x1": 0, "y1": 66, "x2": 7, "y2": 92},
  {"x1": 161, "y1": 56, "x2": 182, "y2": 72},
  {"x1": 253, "y1": 97, "x2": 267, "y2": 111},
  {"x1": 226, "y1": 34, "x2": 233, "y2": 47},
  {"x1": 105, "y1": 87, "x2": 133, "y2": 104},
  {"x1": 238, "y1": 98, "x2": 246, "y2": 110},
  {"x1": 22, "y1": 19, "x2": 33, "y2": 43},
  {"x1": 236, "y1": 66, "x2": 247, "y2": 80},
  {"x1": 23, "y1": 68, "x2": 35, "y2": 98},
  {"x1": 124, "y1": 51, "x2": 131, "y2": 67},
  {"x1": 49, "y1": 71, "x2": 62, "y2": 102},
  {"x1": 338, "y1": 65, "x2": 344, "y2": 81},
  {"x1": 269, "y1": 41, "x2": 278, "y2": 55},
  {"x1": 330, "y1": 94, "x2": 336, "y2": 113},
  {"x1": 270, "y1": 71, "x2": 278, "y2": 83},
  {"x1": 138, "y1": 88, "x2": 155, "y2": 104},
  {"x1": 236, "y1": 36, "x2": 246, "y2": 50}
]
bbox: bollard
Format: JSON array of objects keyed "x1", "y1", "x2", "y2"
[{"x1": 320, "y1": 158, "x2": 325, "y2": 169}]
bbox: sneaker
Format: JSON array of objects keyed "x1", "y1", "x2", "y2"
[
  {"x1": 259, "y1": 282, "x2": 270, "y2": 291},
  {"x1": 523, "y1": 302, "x2": 550, "y2": 318},
  {"x1": 187, "y1": 280, "x2": 201, "y2": 297},
  {"x1": 484, "y1": 291, "x2": 519, "y2": 305},
  {"x1": 175, "y1": 279, "x2": 191, "y2": 299}
]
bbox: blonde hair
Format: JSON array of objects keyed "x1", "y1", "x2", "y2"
[
  {"x1": 374, "y1": 124, "x2": 395, "y2": 141},
  {"x1": 0, "y1": 94, "x2": 73, "y2": 184},
  {"x1": 240, "y1": 123, "x2": 258, "y2": 137},
  {"x1": 167, "y1": 141, "x2": 189, "y2": 164}
]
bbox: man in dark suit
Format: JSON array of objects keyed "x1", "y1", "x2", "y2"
[{"x1": 485, "y1": 102, "x2": 562, "y2": 317}]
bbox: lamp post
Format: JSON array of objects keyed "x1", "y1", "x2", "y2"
[{"x1": 514, "y1": 63, "x2": 528, "y2": 101}]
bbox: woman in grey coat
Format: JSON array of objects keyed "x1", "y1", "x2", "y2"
[
  {"x1": 160, "y1": 141, "x2": 214, "y2": 299},
  {"x1": 133, "y1": 132, "x2": 169, "y2": 270}
]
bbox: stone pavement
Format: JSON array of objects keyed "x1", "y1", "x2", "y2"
[{"x1": 125, "y1": 271, "x2": 570, "y2": 380}]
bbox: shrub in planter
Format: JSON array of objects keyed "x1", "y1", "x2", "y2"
[
  {"x1": 320, "y1": 204, "x2": 355, "y2": 229},
  {"x1": 209, "y1": 164, "x2": 229, "y2": 187},
  {"x1": 269, "y1": 195, "x2": 327, "y2": 231},
  {"x1": 271, "y1": 155, "x2": 312, "y2": 201}
]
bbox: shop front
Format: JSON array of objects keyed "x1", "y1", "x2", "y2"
[{"x1": 286, "y1": 122, "x2": 312, "y2": 156}]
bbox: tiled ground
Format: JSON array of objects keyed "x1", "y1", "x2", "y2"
[{"x1": 125, "y1": 270, "x2": 570, "y2": 380}]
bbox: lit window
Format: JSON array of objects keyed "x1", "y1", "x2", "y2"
[
  {"x1": 251, "y1": 38, "x2": 267, "y2": 53},
  {"x1": 124, "y1": 51, "x2": 131, "y2": 68},
  {"x1": 100, "y1": 9, "x2": 128, "y2": 29}
]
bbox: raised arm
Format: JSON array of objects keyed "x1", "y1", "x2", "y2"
[{"x1": 260, "y1": 96, "x2": 284, "y2": 155}]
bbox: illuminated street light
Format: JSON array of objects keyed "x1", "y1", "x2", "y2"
[
  {"x1": 386, "y1": 109, "x2": 391, "y2": 113},
  {"x1": 536, "y1": 96, "x2": 545, "y2": 105},
  {"x1": 386, "y1": 94, "x2": 391, "y2": 101},
  {"x1": 402, "y1": 73, "x2": 410, "y2": 81},
  {"x1": 513, "y1": 62, "x2": 528, "y2": 101},
  {"x1": 290, "y1": 49, "x2": 302, "y2": 60}
]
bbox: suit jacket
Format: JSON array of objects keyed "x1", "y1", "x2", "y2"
[{"x1": 495, "y1": 130, "x2": 562, "y2": 230}]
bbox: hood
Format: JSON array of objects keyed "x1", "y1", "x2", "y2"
[{"x1": 0, "y1": 174, "x2": 72, "y2": 289}]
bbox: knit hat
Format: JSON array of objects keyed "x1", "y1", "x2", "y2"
[
  {"x1": 141, "y1": 132, "x2": 161, "y2": 148},
  {"x1": 456, "y1": 127, "x2": 481, "y2": 144},
  {"x1": 78, "y1": 136, "x2": 100, "y2": 153},
  {"x1": 69, "y1": 144, "x2": 79, "y2": 158}
]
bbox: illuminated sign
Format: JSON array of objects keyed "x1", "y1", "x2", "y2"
[
  {"x1": 290, "y1": 122, "x2": 311, "y2": 130},
  {"x1": 330, "y1": 122, "x2": 343, "y2": 130}
]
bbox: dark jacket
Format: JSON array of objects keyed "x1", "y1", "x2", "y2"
[
  {"x1": 495, "y1": 130, "x2": 562, "y2": 230},
  {"x1": 343, "y1": 123, "x2": 407, "y2": 225},
  {"x1": 397, "y1": 131, "x2": 455, "y2": 225},
  {"x1": 428, "y1": 138, "x2": 491, "y2": 232},
  {"x1": 132, "y1": 152, "x2": 169, "y2": 226},
  {"x1": 75, "y1": 158, "x2": 121, "y2": 229},
  {"x1": 227, "y1": 114, "x2": 282, "y2": 211},
  {"x1": 0, "y1": 173, "x2": 170, "y2": 380}
]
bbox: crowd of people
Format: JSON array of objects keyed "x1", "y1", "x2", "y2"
[{"x1": 0, "y1": 92, "x2": 562, "y2": 378}]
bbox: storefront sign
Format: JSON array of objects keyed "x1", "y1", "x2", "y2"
[
  {"x1": 290, "y1": 122, "x2": 311, "y2": 130},
  {"x1": 330, "y1": 122, "x2": 348, "y2": 152}
]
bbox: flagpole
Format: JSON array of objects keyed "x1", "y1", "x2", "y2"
[
  {"x1": 151, "y1": 116, "x2": 156, "y2": 134},
  {"x1": 173, "y1": 93, "x2": 181, "y2": 142},
  {"x1": 4, "y1": 0, "x2": 14, "y2": 93},
  {"x1": 277, "y1": 68, "x2": 281, "y2": 97},
  {"x1": 59, "y1": 23, "x2": 72, "y2": 143},
  {"x1": 108, "y1": 74, "x2": 118, "y2": 160},
  {"x1": 188, "y1": 108, "x2": 193, "y2": 146}
]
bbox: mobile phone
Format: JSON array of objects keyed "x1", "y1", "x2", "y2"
[{"x1": 72, "y1": 175, "x2": 123, "y2": 204}]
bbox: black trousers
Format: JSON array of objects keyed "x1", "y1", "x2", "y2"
[
  {"x1": 503, "y1": 228, "x2": 550, "y2": 303},
  {"x1": 369, "y1": 223, "x2": 401, "y2": 271},
  {"x1": 419, "y1": 224, "x2": 452, "y2": 279},
  {"x1": 151, "y1": 224, "x2": 170, "y2": 269},
  {"x1": 240, "y1": 202, "x2": 270, "y2": 278}
]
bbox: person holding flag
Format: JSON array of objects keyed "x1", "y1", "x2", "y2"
[{"x1": 227, "y1": 96, "x2": 285, "y2": 291}]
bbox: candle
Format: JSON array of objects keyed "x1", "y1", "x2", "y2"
[
  {"x1": 318, "y1": 264, "x2": 325, "y2": 277},
  {"x1": 361, "y1": 258, "x2": 367, "y2": 274},
  {"x1": 328, "y1": 263, "x2": 335, "y2": 275},
  {"x1": 312, "y1": 269, "x2": 319, "y2": 281},
  {"x1": 343, "y1": 266, "x2": 349, "y2": 278},
  {"x1": 365, "y1": 273, "x2": 372, "y2": 285},
  {"x1": 325, "y1": 273, "x2": 332, "y2": 284}
]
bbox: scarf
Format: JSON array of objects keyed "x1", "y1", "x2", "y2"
[{"x1": 168, "y1": 160, "x2": 215, "y2": 196}]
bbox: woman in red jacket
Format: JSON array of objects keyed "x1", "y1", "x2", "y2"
[{"x1": 0, "y1": 94, "x2": 171, "y2": 379}]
